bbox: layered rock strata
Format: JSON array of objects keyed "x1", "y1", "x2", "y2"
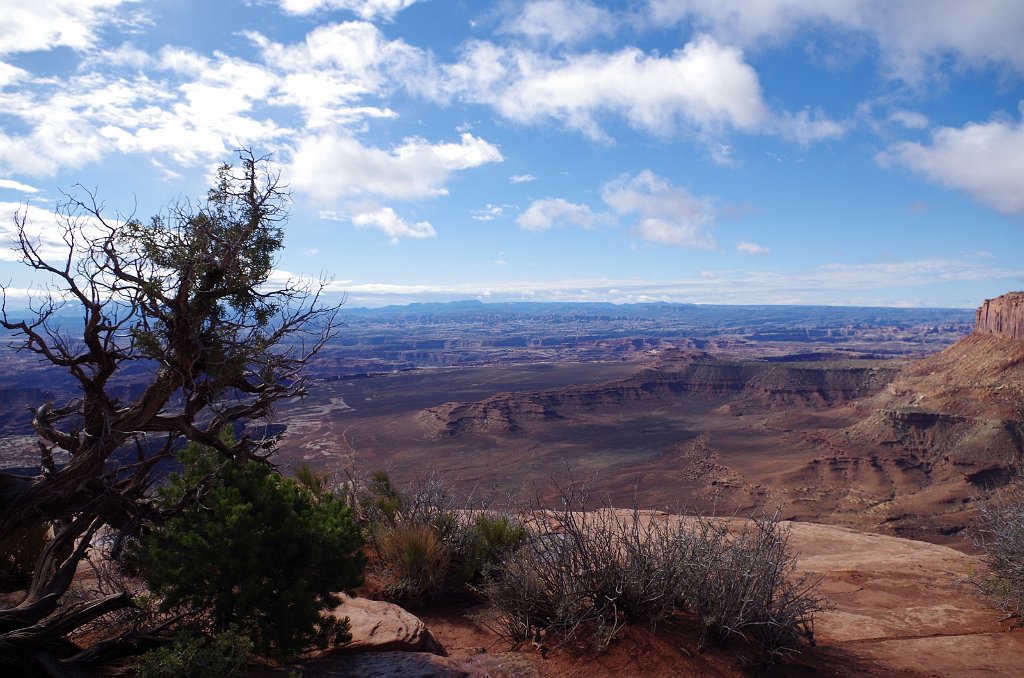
[{"x1": 975, "y1": 291, "x2": 1024, "y2": 341}]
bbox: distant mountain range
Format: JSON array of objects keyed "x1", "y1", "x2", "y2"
[{"x1": 338, "y1": 299, "x2": 976, "y2": 325}]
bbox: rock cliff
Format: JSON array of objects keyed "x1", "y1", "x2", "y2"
[
  {"x1": 422, "y1": 355, "x2": 902, "y2": 438},
  {"x1": 975, "y1": 291, "x2": 1024, "y2": 341}
]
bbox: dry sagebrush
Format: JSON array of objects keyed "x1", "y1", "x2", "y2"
[{"x1": 479, "y1": 484, "x2": 827, "y2": 666}]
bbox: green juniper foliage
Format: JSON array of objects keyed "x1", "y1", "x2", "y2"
[
  {"x1": 0, "y1": 150, "x2": 341, "y2": 676},
  {"x1": 136, "y1": 626, "x2": 252, "y2": 678},
  {"x1": 134, "y1": 443, "x2": 366, "y2": 659}
]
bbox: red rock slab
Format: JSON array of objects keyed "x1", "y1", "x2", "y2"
[{"x1": 787, "y1": 521, "x2": 1024, "y2": 676}]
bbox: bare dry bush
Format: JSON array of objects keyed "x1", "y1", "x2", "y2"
[
  {"x1": 480, "y1": 483, "x2": 827, "y2": 665},
  {"x1": 973, "y1": 486, "x2": 1024, "y2": 621},
  {"x1": 479, "y1": 485, "x2": 693, "y2": 649},
  {"x1": 679, "y1": 513, "x2": 825, "y2": 663}
]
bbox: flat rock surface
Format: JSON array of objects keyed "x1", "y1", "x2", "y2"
[{"x1": 786, "y1": 521, "x2": 1024, "y2": 676}]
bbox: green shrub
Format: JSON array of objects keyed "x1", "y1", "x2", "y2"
[
  {"x1": 377, "y1": 523, "x2": 449, "y2": 604},
  {"x1": 361, "y1": 470, "x2": 402, "y2": 525},
  {"x1": 0, "y1": 522, "x2": 49, "y2": 587},
  {"x1": 293, "y1": 463, "x2": 330, "y2": 499},
  {"x1": 357, "y1": 471, "x2": 525, "y2": 605},
  {"x1": 136, "y1": 627, "x2": 252, "y2": 678},
  {"x1": 464, "y1": 514, "x2": 527, "y2": 579},
  {"x1": 133, "y1": 444, "x2": 366, "y2": 659}
]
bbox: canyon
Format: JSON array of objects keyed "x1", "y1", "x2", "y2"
[{"x1": 263, "y1": 295, "x2": 1020, "y2": 545}]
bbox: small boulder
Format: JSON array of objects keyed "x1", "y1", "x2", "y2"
[{"x1": 330, "y1": 594, "x2": 446, "y2": 656}]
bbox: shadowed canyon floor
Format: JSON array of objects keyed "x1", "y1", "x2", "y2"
[{"x1": 277, "y1": 334, "x2": 1024, "y2": 544}]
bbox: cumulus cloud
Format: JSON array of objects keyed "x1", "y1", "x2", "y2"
[
  {"x1": 0, "y1": 0, "x2": 137, "y2": 55},
  {"x1": 441, "y1": 34, "x2": 843, "y2": 148},
  {"x1": 0, "y1": 46, "x2": 295, "y2": 177},
  {"x1": 601, "y1": 170, "x2": 717, "y2": 248},
  {"x1": 878, "y1": 106, "x2": 1024, "y2": 214},
  {"x1": 276, "y1": 0, "x2": 421, "y2": 22},
  {"x1": 446, "y1": 35, "x2": 769, "y2": 141},
  {"x1": 646, "y1": 0, "x2": 1024, "y2": 82},
  {"x1": 245, "y1": 22, "x2": 423, "y2": 127},
  {"x1": 0, "y1": 21, "x2": 430, "y2": 178},
  {"x1": 737, "y1": 241, "x2": 769, "y2": 255},
  {"x1": 517, "y1": 198, "x2": 603, "y2": 231},
  {"x1": 350, "y1": 206, "x2": 436, "y2": 241},
  {"x1": 290, "y1": 132, "x2": 503, "y2": 202},
  {"x1": 501, "y1": 0, "x2": 615, "y2": 45}
]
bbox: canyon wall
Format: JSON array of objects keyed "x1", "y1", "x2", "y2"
[{"x1": 975, "y1": 291, "x2": 1024, "y2": 341}]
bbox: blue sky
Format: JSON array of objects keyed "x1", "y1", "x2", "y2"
[{"x1": 1, "y1": 0, "x2": 1023, "y2": 308}]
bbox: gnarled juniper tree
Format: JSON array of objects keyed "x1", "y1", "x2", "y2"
[{"x1": 0, "y1": 150, "x2": 338, "y2": 675}]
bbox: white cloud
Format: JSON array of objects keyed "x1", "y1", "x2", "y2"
[
  {"x1": 290, "y1": 132, "x2": 503, "y2": 202},
  {"x1": 0, "y1": 61, "x2": 30, "y2": 87},
  {"x1": 0, "y1": 0, "x2": 137, "y2": 55},
  {"x1": 517, "y1": 198, "x2": 602, "y2": 231},
  {"x1": 351, "y1": 206, "x2": 436, "y2": 241},
  {"x1": 0, "y1": 200, "x2": 108, "y2": 263},
  {"x1": 878, "y1": 105, "x2": 1024, "y2": 214},
  {"x1": 0, "y1": 47, "x2": 293, "y2": 177},
  {"x1": 245, "y1": 22, "x2": 423, "y2": 127},
  {"x1": 0, "y1": 21, "x2": 429, "y2": 178},
  {"x1": 510, "y1": 173, "x2": 536, "y2": 183},
  {"x1": 601, "y1": 170, "x2": 716, "y2": 248},
  {"x1": 737, "y1": 240, "x2": 770, "y2": 255},
  {"x1": 501, "y1": 0, "x2": 615, "y2": 45},
  {"x1": 0, "y1": 179, "x2": 40, "y2": 193},
  {"x1": 890, "y1": 110, "x2": 929, "y2": 130},
  {"x1": 472, "y1": 204, "x2": 504, "y2": 221},
  {"x1": 774, "y1": 108, "x2": 846, "y2": 144},
  {"x1": 646, "y1": 0, "x2": 1024, "y2": 82},
  {"x1": 329, "y1": 257, "x2": 1023, "y2": 306},
  {"x1": 276, "y1": 0, "x2": 421, "y2": 22},
  {"x1": 446, "y1": 35, "x2": 768, "y2": 141}
]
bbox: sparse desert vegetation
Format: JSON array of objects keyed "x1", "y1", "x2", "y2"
[
  {"x1": 973, "y1": 484, "x2": 1024, "y2": 621},
  {"x1": 349, "y1": 471, "x2": 827, "y2": 668}
]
